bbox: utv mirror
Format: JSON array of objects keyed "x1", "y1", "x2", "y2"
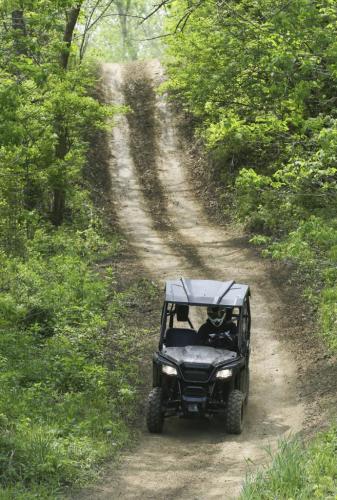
[{"x1": 176, "y1": 304, "x2": 189, "y2": 322}]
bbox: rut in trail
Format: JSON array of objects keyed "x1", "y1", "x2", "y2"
[{"x1": 93, "y1": 61, "x2": 304, "y2": 500}]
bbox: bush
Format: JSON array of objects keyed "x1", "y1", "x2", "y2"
[
  {"x1": 241, "y1": 427, "x2": 337, "y2": 499},
  {"x1": 0, "y1": 224, "x2": 155, "y2": 496}
]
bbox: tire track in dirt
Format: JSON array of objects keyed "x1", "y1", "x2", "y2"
[
  {"x1": 121, "y1": 63, "x2": 214, "y2": 278},
  {"x1": 101, "y1": 63, "x2": 187, "y2": 279},
  {"x1": 90, "y1": 62, "x2": 305, "y2": 500}
]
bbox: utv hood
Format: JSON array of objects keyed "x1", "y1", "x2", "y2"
[{"x1": 162, "y1": 345, "x2": 237, "y2": 366}]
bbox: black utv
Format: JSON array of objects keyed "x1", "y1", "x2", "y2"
[{"x1": 146, "y1": 278, "x2": 251, "y2": 434}]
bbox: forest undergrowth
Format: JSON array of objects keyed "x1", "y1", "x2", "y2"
[
  {"x1": 0, "y1": 225, "x2": 157, "y2": 499},
  {"x1": 163, "y1": 0, "x2": 337, "y2": 497},
  {"x1": 0, "y1": 3, "x2": 159, "y2": 497}
]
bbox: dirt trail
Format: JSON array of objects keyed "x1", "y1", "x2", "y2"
[{"x1": 97, "y1": 61, "x2": 304, "y2": 499}]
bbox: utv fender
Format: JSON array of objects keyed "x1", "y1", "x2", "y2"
[{"x1": 152, "y1": 358, "x2": 161, "y2": 387}]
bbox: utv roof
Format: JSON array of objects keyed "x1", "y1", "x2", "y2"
[{"x1": 165, "y1": 279, "x2": 249, "y2": 307}]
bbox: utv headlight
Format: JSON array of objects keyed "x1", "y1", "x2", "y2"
[
  {"x1": 216, "y1": 368, "x2": 232, "y2": 380},
  {"x1": 162, "y1": 364, "x2": 177, "y2": 376}
]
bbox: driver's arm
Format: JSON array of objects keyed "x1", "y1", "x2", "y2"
[
  {"x1": 197, "y1": 323, "x2": 211, "y2": 345},
  {"x1": 223, "y1": 322, "x2": 238, "y2": 347}
]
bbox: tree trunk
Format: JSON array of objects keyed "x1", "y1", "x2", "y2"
[
  {"x1": 51, "y1": 126, "x2": 67, "y2": 226},
  {"x1": 11, "y1": 10, "x2": 27, "y2": 55},
  {"x1": 60, "y1": 4, "x2": 82, "y2": 70},
  {"x1": 52, "y1": 4, "x2": 82, "y2": 226},
  {"x1": 12, "y1": 10, "x2": 26, "y2": 33},
  {"x1": 115, "y1": 0, "x2": 132, "y2": 59},
  {"x1": 51, "y1": 186, "x2": 66, "y2": 227}
]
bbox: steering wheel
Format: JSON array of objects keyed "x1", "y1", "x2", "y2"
[{"x1": 208, "y1": 331, "x2": 235, "y2": 348}]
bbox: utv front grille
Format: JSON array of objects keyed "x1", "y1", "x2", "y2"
[
  {"x1": 181, "y1": 368, "x2": 210, "y2": 382},
  {"x1": 183, "y1": 386, "x2": 207, "y2": 398}
]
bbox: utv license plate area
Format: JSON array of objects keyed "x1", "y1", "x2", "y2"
[{"x1": 188, "y1": 403, "x2": 199, "y2": 413}]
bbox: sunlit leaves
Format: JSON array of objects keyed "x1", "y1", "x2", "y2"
[
  {"x1": 165, "y1": 0, "x2": 337, "y2": 354},
  {"x1": 0, "y1": 1, "x2": 112, "y2": 251}
]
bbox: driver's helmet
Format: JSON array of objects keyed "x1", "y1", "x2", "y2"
[{"x1": 207, "y1": 305, "x2": 227, "y2": 327}]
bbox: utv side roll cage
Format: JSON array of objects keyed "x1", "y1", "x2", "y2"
[{"x1": 159, "y1": 278, "x2": 251, "y2": 352}]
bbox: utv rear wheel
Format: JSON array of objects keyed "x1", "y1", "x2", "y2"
[
  {"x1": 146, "y1": 387, "x2": 164, "y2": 433},
  {"x1": 226, "y1": 390, "x2": 244, "y2": 434}
]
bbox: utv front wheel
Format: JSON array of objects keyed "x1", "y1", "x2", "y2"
[
  {"x1": 226, "y1": 390, "x2": 244, "y2": 434},
  {"x1": 146, "y1": 387, "x2": 164, "y2": 433}
]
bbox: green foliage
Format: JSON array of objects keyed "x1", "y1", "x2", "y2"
[
  {"x1": 0, "y1": 225, "x2": 156, "y2": 496},
  {"x1": 0, "y1": 1, "x2": 112, "y2": 251},
  {"x1": 165, "y1": 5, "x2": 337, "y2": 494},
  {"x1": 263, "y1": 216, "x2": 337, "y2": 350},
  {"x1": 164, "y1": 0, "x2": 337, "y2": 352},
  {"x1": 241, "y1": 427, "x2": 337, "y2": 499},
  {"x1": 0, "y1": 2, "x2": 155, "y2": 496}
]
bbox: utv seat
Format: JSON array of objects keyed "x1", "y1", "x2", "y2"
[{"x1": 164, "y1": 328, "x2": 203, "y2": 348}]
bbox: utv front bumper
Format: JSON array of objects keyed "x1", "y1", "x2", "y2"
[
  {"x1": 164, "y1": 379, "x2": 231, "y2": 417},
  {"x1": 182, "y1": 386, "x2": 208, "y2": 414}
]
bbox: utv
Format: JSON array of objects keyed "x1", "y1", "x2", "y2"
[{"x1": 146, "y1": 278, "x2": 251, "y2": 434}]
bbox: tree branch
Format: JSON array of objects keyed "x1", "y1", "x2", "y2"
[
  {"x1": 140, "y1": 0, "x2": 173, "y2": 24},
  {"x1": 79, "y1": 0, "x2": 116, "y2": 60},
  {"x1": 134, "y1": 0, "x2": 205, "y2": 42},
  {"x1": 132, "y1": 31, "x2": 174, "y2": 42},
  {"x1": 79, "y1": 0, "x2": 102, "y2": 60}
]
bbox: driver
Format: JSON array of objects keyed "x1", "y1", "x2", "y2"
[{"x1": 198, "y1": 305, "x2": 238, "y2": 349}]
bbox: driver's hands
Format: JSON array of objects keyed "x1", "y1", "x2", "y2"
[
  {"x1": 207, "y1": 333, "x2": 216, "y2": 345},
  {"x1": 208, "y1": 331, "x2": 235, "y2": 347}
]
